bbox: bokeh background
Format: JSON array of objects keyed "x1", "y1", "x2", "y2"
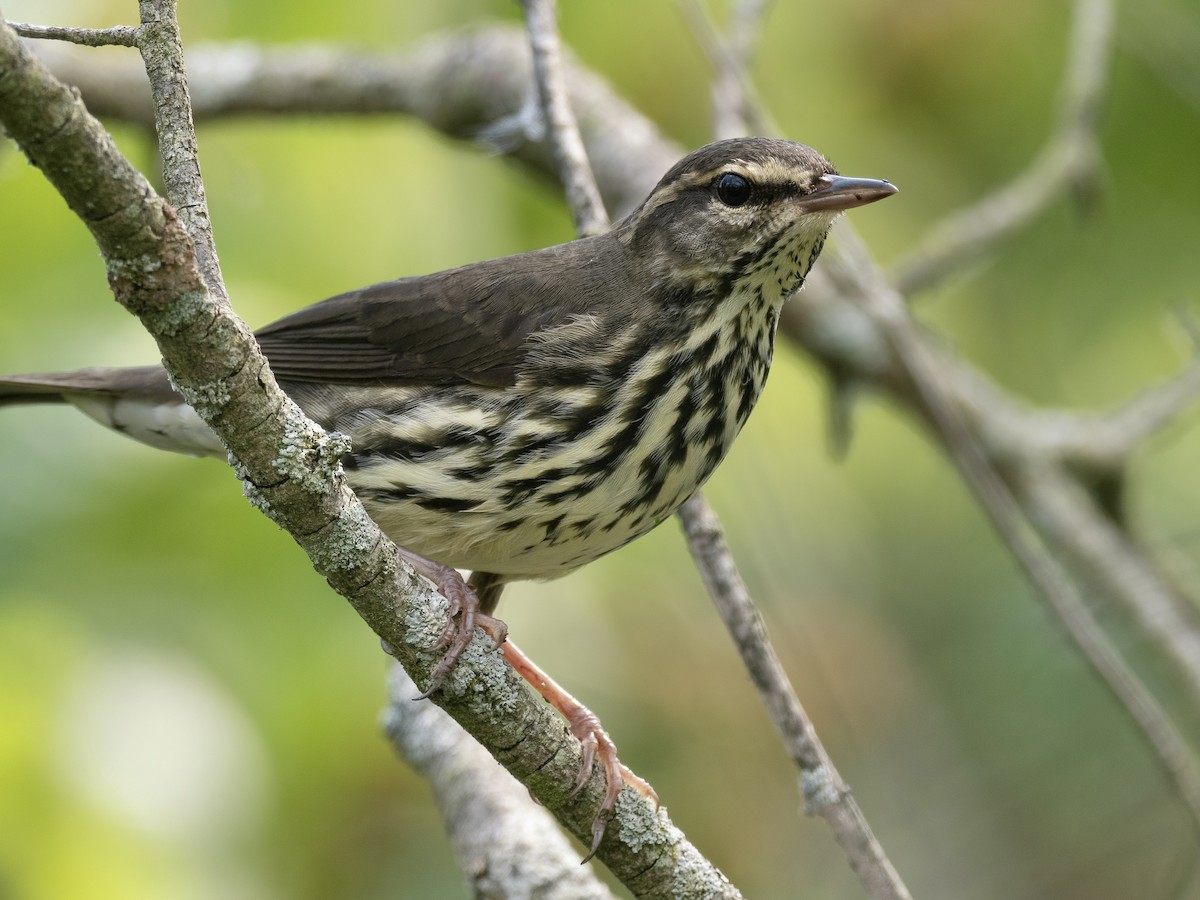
[{"x1": 2, "y1": 0, "x2": 1200, "y2": 897}]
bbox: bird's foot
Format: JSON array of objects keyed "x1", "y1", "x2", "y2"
[
  {"x1": 396, "y1": 549, "x2": 508, "y2": 697},
  {"x1": 501, "y1": 641, "x2": 659, "y2": 861}
]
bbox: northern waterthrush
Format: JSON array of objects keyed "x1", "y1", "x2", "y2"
[{"x1": 1, "y1": 136, "x2": 895, "y2": 852}]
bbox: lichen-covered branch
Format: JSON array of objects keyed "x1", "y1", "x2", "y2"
[
  {"x1": 0, "y1": 13, "x2": 731, "y2": 893},
  {"x1": 11, "y1": 21, "x2": 139, "y2": 47},
  {"x1": 136, "y1": 1, "x2": 224, "y2": 297},
  {"x1": 13, "y1": 0, "x2": 1200, "y2": 880}
]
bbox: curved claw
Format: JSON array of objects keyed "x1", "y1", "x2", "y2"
[
  {"x1": 569, "y1": 709, "x2": 659, "y2": 863},
  {"x1": 397, "y1": 549, "x2": 508, "y2": 699},
  {"x1": 583, "y1": 804, "x2": 612, "y2": 863},
  {"x1": 500, "y1": 641, "x2": 658, "y2": 861}
]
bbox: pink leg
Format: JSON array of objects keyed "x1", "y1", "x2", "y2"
[
  {"x1": 501, "y1": 640, "x2": 659, "y2": 860},
  {"x1": 395, "y1": 552, "x2": 655, "y2": 857}
]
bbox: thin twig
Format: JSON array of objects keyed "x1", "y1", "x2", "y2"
[
  {"x1": 677, "y1": 497, "x2": 914, "y2": 900},
  {"x1": 519, "y1": 0, "x2": 609, "y2": 235},
  {"x1": 1092, "y1": 358, "x2": 1200, "y2": 460},
  {"x1": 893, "y1": 0, "x2": 1111, "y2": 294},
  {"x1": 516, "y1": 2, "x2": 746, "y2": 892},
  {"x1": 681, "y1": 0, "x2": 780, "y2": 139},
  {"x1": 1022, "y1": 359, "x2": 1200, "y2": 475},
  {"x1": 675, "y1": 5, "x2": 915, "y2": 898},
  {"x1": 136, "y1": 1, "x2": 225, "y2": 298},
  {"x1": 11, "y1": 22, "x2": 139, "y2": 47}
]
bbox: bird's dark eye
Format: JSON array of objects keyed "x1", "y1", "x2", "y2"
[{"x1": 714, "y1": 172, "x2": 752, "y2": 207}]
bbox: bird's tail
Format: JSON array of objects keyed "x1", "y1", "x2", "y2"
[{"x1": 0, "y1": 366, "x2": 224, "y2": 457}]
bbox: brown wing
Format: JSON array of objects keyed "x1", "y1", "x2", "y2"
[{"x1": 255, "y1": 234, "x2": 631, "y2": 388}]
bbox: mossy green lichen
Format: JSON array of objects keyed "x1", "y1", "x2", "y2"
[
  {"x1": 152, "y1": 286, "x2": 210, "y2": 338},
  {"x1": 309, "y1": 499, "x2": 379, "y2": 574},
  {"x1": 272, "y1": 403, "x2": 352, "y2": 494},
  {"x1": 614, "y1": 790, "x2": 673, "y2": 855},
  {"x1": 178, "y1": 377, "x2": 231, "y2": 421}
]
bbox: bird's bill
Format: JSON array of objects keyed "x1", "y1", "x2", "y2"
[{"x1": 799, "y1": 174, "x2": 898, "y2": 213}]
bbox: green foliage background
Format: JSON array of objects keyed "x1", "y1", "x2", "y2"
[{"x1": 2, "y1": 0, "x2": 1199, "y2": 897}]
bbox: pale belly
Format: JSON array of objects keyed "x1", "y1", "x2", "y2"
[
  {"x1": 356, "y1": 422, "x2": 719, "y2": 580},
  {"x1": 332, "y1": 336, "x2": 770, "y2": 578},
  {"x1": 297, "y1": 291, "x2": 781, "y2": 581}
]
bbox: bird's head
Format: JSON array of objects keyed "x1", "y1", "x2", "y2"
[{"x1": 618, "y1": 137, "x2": 896, "y2": 299}]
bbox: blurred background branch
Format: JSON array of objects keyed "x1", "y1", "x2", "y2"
[
  {"x1": 382, "y1": 665, "x2": 616, "y2": 900},
  {"x1": 892, "y1": 0, "x2": 1109, "y2": 295}
]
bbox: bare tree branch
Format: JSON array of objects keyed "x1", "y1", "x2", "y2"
[
  {"x1": 11, "y1": 21, "x2": 139, "y2": 47},
  {"x1": 893, "y1": 0, "x2": 1111, "y2": 294},
  {"x1": 819, "y1": 223, "x2": 1200, "y2": 835},
  {"x1": 958, "y1": 359, "x2": 1200, "y2": 480},
  {"x1": 29, "y1": 27, "x2": 678, "y2": 220},
  {"x1": 520, "y1": 0, "x2": 609, "y2": 236},
  {"x1": 0, "y1": 12, "x2": 734, "y2": 894},
  {"x1": 135, "y1": 1, "x2": 224, "y2": 296},
  {"x1": 1079, "y1": 358, "x2": 1200, "y2": 463}
]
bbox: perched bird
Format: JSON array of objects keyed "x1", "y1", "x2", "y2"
[{"x1": 0, "y1": 137, "x2": 895, "y2": 855}]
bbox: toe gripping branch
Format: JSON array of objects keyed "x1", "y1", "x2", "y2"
[
  {"x1": 406, "y1": 559, "x2": 508, "y2": 699},
  {"x1": 397, "y1": 550, "x2": 658, "y2": 859}
]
